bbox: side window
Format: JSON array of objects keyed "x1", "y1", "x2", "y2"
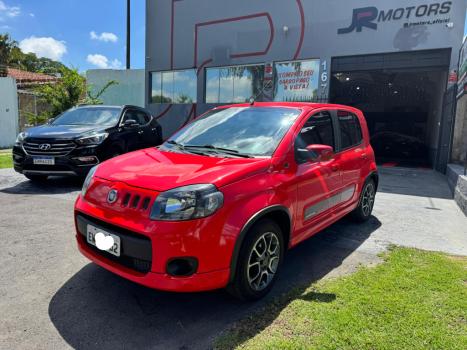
[
  {"x1": 135, "y1": 111, "x2": 150, "y2": 125},
  {"x1": 122, "y1": 110, "x2": 144, "y2": 125},
  {"x1": 295, "y1": 111, "x2": 334, "y2": 164},
  {"x1": 338, "y1": 111, "x2": 362, "y2": 150}
]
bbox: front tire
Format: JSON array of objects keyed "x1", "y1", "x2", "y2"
[
  {"x1": 228, "y1": 219, "x2": 284, "y2": 301},
  {"x1": 350, "y1": 179, "x2": 376, "y2": 222}
]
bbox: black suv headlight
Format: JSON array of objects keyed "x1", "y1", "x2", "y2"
[
  {"x1": 15, "y1": 132, "x2": 28, "y2": 144},
  {"x1": 150, "y1": 184, "x2": 224, "y2": 221},
  {"x1": 76, "y1": 132, "x2": 108, "y2": 146}
]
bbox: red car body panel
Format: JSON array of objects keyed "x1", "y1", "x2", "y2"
[{"x1": 75, "y1": 102, "x2": 377, "y2": 292}]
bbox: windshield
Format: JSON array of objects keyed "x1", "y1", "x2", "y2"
[
  {"x1": 51, "y1": 107, "x2": 121, "y2": 126},
  {"x1": 164, "y1": 107, "x2": 301, "y2": 157}
]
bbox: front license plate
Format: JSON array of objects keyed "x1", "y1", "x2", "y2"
[
  {"x1": 86, "y1": 224, "x2": 121, "y2": 257},
  {"x1": 33, "y1": 156, "x2": 55, "y2": 165}
]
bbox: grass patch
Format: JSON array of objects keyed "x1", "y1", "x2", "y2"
[
  {"x1": 216, "y1": 248, "x2": 467, "y2": 350},
  {"x1": 0, "y1": 153, "x2": 13, "y2": 168}
]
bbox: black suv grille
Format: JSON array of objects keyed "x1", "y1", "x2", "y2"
[{"x1": 23, "y1": 139, "x2": 76, "y2": 156}]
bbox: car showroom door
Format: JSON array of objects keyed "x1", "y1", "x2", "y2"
[{"x1": 293, "y1": 110, "x2": 342, "y2": 243}]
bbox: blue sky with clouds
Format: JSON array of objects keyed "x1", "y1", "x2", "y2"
[
  {"x1": 0, "y1": 0, "x2": 144, "y2": 71},
  {"x1": 0, "y1": 1, "x2": 466, "y2": 72}
]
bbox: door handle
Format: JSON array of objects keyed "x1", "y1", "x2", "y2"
[
  {"x1": 331, "y1": 164, "x2": 339, "y2": 172},
  {"x1": 360, "y1": 153, "x2": 368, "y2": 159}
]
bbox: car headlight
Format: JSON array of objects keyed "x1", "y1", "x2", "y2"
[
  {"x1": 81, "y1": 165, "x2": 98, "y2": 197},
  {"x1": 16, "y1": 132, "x2": 28, "y2": 144},
  {"x1": 150, "y1": 184, "x2": 224, "y2": 221},
  {"x1": 76, "y1": 132, "x2": 109, "y2": 146}
]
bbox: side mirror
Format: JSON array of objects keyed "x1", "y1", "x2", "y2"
[
  {"x1": 306, "y1": 144, "x2": 334, "y2": 162},
  {"x1": 123, "y1": 119, "x2": 138, "y2": 128},
  {"x1": 47, "y1": 118, "x2": 55, "y2": 124}
]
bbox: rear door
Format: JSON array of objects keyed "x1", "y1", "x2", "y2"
[
  {"x1": 333, "y1": 110, "x2": 366, "y2": 207},
  {"x1": 294, "y1": 110, "x2": 343, "y2": 242}
]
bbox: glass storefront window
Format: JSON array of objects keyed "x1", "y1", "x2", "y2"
[
  {"x1": 274, "y1": 59, "x2": 320, "y2": 102},
  {"x1": 150, "y1": 69, "x2": 197, "y2": 104},
  {"x1": 205, "y1": 65, "x2": 265, "y2": 103}
]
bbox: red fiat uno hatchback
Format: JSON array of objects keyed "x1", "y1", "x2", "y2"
[{"x1": 75, "y1": 102, "x2": 377, "y2": 300}]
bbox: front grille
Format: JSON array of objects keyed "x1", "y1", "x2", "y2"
[
  {"x1": 120, "y1": 192, "x2": 153, "y2": 211},
  {"x1": 23, "y1": 139, "x2": 76, "y2": 156},
  {"x1": 86, "y1": 243, "x2": 152, "y2": 273}
]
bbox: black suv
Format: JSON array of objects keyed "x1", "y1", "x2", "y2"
[{"x1": 13, "y1": 105, "x2": 163, "y2": 181}]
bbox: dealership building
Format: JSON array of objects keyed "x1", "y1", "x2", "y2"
[{"x1": 145, "y1": 0, "x2": 466, "y2": 171}]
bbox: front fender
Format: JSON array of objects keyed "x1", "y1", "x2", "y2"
[{"x1": 219, "y1": 172, "x2": 295, "y2": 283}]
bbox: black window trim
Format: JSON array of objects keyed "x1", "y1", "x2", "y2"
[
  {"x1": 294, "y1": 109, "x2": 336, "y2": 164},
  {"x1": 119, "y1": 107, "x2": 152, "y2": 128},
  {"x1": 332, "y1": 110, "x2": 364, "y2": 153}
]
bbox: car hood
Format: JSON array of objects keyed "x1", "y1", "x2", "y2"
[
  {"x1": 25, "y1": 124, "x2": 110, "y2": 140},
  {"x1": 95, "y1": 148, "x2": 271, "y2": 192}
]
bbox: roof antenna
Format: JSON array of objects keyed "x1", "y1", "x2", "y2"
[{"x1": 249, "y1": 85, "x2": 267, "y2": 106}]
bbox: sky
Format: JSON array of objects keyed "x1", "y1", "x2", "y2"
[
  {"x1": 0, "y1": 0, "x2": 145, "y2": 71},
  {"x1": 0, "y1": 1, "x2": 466, "y2": 72}
]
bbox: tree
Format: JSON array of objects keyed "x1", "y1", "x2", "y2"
[
  {"x1": 1, "y1": 32, "x2": 68, "y2": 75},
  {"x1": 35, "y1": 68, "x2": 86, "y2": 119},
  {"x1": 8, "y1": 46, "x2": 68, "y2": 75},
  {"x1": 0, "y1": 33, "x2": 16, "y2": 75}
]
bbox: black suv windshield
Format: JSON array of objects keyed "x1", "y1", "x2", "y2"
[
  {"x1": 51, "y1": 107, "x2": 121, "y2": 126},
  {"x1": 164, "y1": 107, "x2": 301, "y2": 157}
]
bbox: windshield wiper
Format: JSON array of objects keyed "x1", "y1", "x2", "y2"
[
  {"x1": 166, "y1": 140, "x2": 184, "y2": 149},
  {"x1": 165, "y1": 140, "x2": 209, "y2": 156},
  {"x1": 184, "y1": 144, "x2": 253, "y2": 158}
]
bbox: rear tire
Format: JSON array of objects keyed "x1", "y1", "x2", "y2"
[
  {"x1": 25, "y1": 174, "x2": 48, "y2": 182},
  {"x1": 227, "y1": 219, "x2": 284, "y2": 301},
  {"x1": 350, "y1": 179, "x2": 376, "y2": 222}
]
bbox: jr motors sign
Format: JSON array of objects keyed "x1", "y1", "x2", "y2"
[{"x1": 338, "y1": 1, "x2": 452, "y2": 34}]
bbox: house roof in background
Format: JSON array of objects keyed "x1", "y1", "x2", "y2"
[{"x1": 7, "y1": 68, "x2": 58, "y2": 88}]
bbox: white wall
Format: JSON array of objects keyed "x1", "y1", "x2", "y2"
[
  {"x1": 0, "y1": 77, "x2": 19, "y2": 148},
  {"x1": 86, "y1": 69, "x2": 145, "y2": 107}
]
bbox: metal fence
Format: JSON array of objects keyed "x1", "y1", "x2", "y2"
[{"x1": 17, "y1": 90, "x2": 51, "y2": 131}]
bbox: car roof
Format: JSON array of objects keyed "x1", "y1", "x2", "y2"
[
  {"x1": 75, "y1": 104, "x2": 145, "y2": 110},
  {"x1": 217, "y1": 102, "x2": 361, "y2": 113}
]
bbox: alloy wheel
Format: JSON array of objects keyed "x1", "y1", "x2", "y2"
[
  {"x1": 247, "y1": 232, "x2": 281, "y2": 291},
  {"x1": 361, "y1": 182, "x2": 375, "y2": 216}
]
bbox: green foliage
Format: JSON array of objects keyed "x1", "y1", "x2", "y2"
[
  {"x1": 24, "y1": 111, "x2": 49, "y2": 126},
  {"x1": 0, "y1": 32, "x2": 68, "y2": 75},
  {"x1": 0, "y1": 33, "x2": 15, "y2": 64},
  {"x1": 0, "y1": 153, "x2": 13, "y2": 169},
  {"x1": 35, "y1": 68, "x2": 86, "y2": 118},
  {"x1": 84, "y1": 80, "x2": 119, "y2": 105}
]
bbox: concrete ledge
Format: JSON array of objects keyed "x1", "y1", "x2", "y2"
[{"x1": 447, "y1": 164, "x2": 467, "y2": 216}]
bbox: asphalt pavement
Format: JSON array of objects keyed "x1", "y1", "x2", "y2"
[{"x1": 0, "y1": 167, "x2": 465, "y2": 349}]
